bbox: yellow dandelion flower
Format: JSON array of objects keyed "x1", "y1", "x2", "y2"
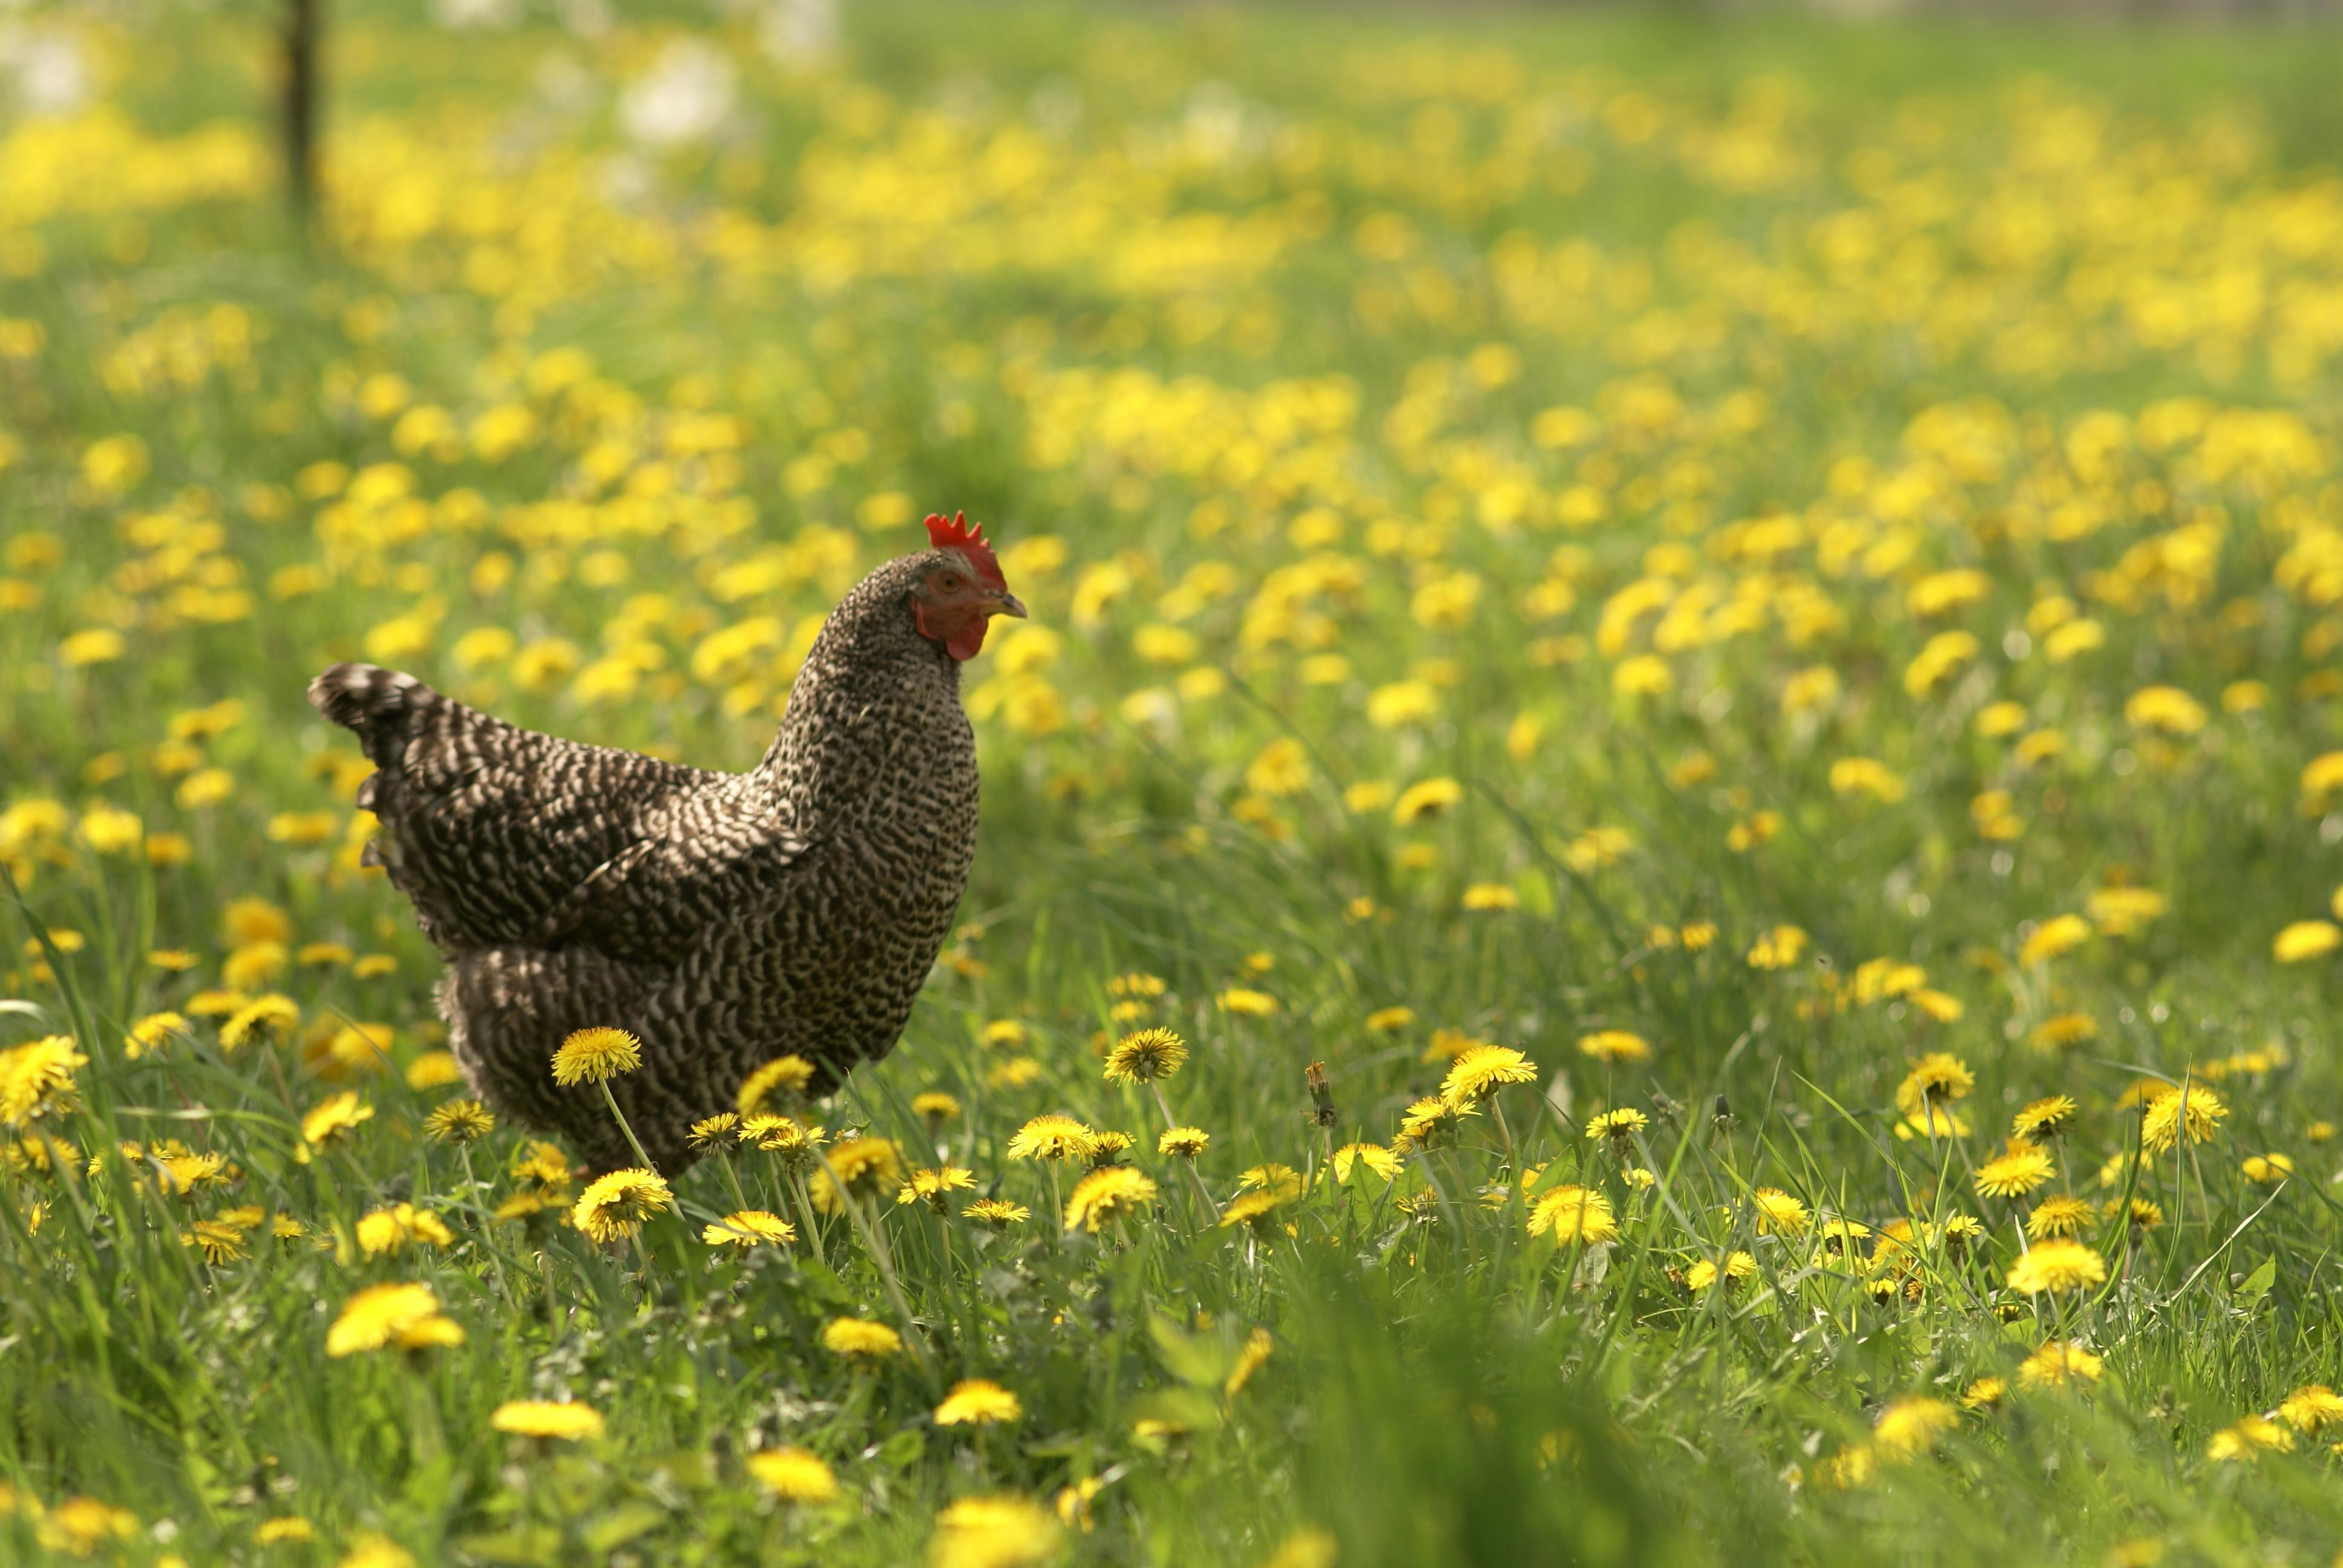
[
  {"x1": 1391, "y1": 776, "x2": 1463, "y2": 825},
  {"x1": 2005, "y1": 1239, "x2": 2106, "y2": 1295},
  {"x1": 2018, "y1": 914, "x2": 2092, "y2": 966},
  {"x1": 1751, "y1": 1187, "x2": 1809, "y2": 1236},
  {"x1": 355, "y1": 1203, "x2": 454, "y2": 1258},
  {"x1": 1686, "y1": 1251, "x2": 1756, "y2": 1292},
  {"x1": 1158, "y1": 1126, "x2": 1210, "y2": 1158},
  {"x1": 936, "y1": 1379, "x2": 1023, "y2": 1426},
  {"x1": 2026, "y1": 1195, "x2": 2095, "y2": 1240},
  {"x1": 2207, "y1": 1416, "x2": 2293, "y2": 1462},
  {"x1": 822, "y1": 1317, "x2": 903, "y2": 1360},
  {"x1": 2017, "y1": 1340, "x2": 2103, "y2": 1388},
  {"x1": 0, "y1": 1034, "x2": 86, "y2": 1126},
  {"x1": 2242, "y1": 1152, "x2": 2294, "y2": 1185},
  {"x1": 491, "y1": 1400, "x2": 604, "y2": 1441},
  {"x1": 2012, "y1": 1096, "x2": 2079, "y2": 1140},
  {"x1": 964, "y1": 1198, "x2": 1031, "y2": 1230},
  {"x1": 2273, "y1": 920, "x2": 2341, "y2": 963},
  {"x1": 2140, "y1": 1081, "x2": 2226, "y2": 1155},
  {"x1": 1396, "y1": 1095, "x2": 1476, "y2": 1151},
  {"x1": 2278, "y1": 1383, "x2": 2343, "y2": 1436},
  {"x1": 1974, "y1": 1143, "x2": 2056, "y2": 1200},
  {"x1": 1893, "y1": 1052, "x2": 1974, "y2": 1119},
  {"x1": 1331, "y1": 1142, "x2": 1398, "y2": 1184},
  {"x1": 549, "y1": 1026, "x2": 641, "y2": 1086},
  {"x1": 571, "y1": 1168, "x2": 673, "y2": 1243},
  {"x1": 1872, "y1": 1396, "x2": 1958, "y2": 1460},
  {"x1": 1439, "y1": 1044, "x2": 1536, "y2": 1109},
  {"x1": 300, "y1": 1090, "x2": 373, "y2": 1148},
  {"x1": 1576, "y1": 1029, "x2": 1652, "y2": 1063},
  {"x1": 1066, "y1": 1166, "x2": 1159, "y2": 1232},
  {"x1": 123, "y1": 1011, "x2": 190, "y2": 1060},
  {"x1": 423, "y1": 1099, "x2": 495, "y2": 1145},
  {"x1": 898, "y1": 1166, "x2": 978, "y2": 1212},
  {"x1": 930, "y1": 1495, "x2": 1061, "y2": 1568},
  {"x1": 1745, "y1": 925, "x2": 1808, "y2": 969},
  {"x1": 326, "y1": 1282, "x2": 460, "y2": 1357},
  {"x1": 737, "y1": 1053, "x2": 818, "y2": 1113},
  {"x1": 1527, "y1": 1185, "x2": 1616, "y2": 1244},
  {"x1": 809, "y1": 1136, "x2": 903, "y2": 1214},
  {"x1": 747, "y1": 1446, "x2": 839, "y2": 1503},
  {"x1": 1960, "y1": 1377, "x2": 2006, "y2": 1411},
  {"x1": 703, "y1": 1209, "x2": 797, "y2": 1247},
  {"x1": 1103, "y1": 1027, "x2": 1187, "y2": 1084},
  {"x1": 404, "y1": 1050, "x2": 464, "y2": 1089},
  {"x1": 1007, "y1": 1115, "x2": 1098, "y2": 1163},
  {"x1": 1585, "y1": 1108, "x2": 1647, "y2": 1142},
  {"x1": 1216, "y1": 987, "x2": 1278, "y2": 1016}
]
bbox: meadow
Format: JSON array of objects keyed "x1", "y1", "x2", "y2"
[{"x1": 7, "y1": 1, "x2": 2343, "y2": 1562}]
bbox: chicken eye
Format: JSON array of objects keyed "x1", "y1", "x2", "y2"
[{"x1": 938, "y1": 573, "x2": 962, "y2": 591}]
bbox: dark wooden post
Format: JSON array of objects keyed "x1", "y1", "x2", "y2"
[{"x1": 284, "y1": 0, "x2": 318, "y2": 218}]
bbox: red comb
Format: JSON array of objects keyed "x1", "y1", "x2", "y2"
[{"x1": 925, "y1": 511, "x2": 1007, "y2": 591}]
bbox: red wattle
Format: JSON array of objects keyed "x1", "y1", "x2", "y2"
[{"x1": 946, "y1": 621, "x2": 988, "y2": 661}]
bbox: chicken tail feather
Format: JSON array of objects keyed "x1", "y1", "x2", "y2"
[{"x1": 307, "y1": 662, "x2": 427, "y2": 768}]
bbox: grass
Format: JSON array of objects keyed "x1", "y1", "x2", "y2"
[{"x1": 5, "y1": 1, "x2": 2343, "y2": 1563}]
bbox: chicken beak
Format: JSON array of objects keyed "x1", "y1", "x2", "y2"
[{"x1": 987, "y1": 592, "x2": 1028, "y2": 621}]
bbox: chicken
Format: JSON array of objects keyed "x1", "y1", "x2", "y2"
[{"x1": 307, "y1": 513, "x2": 1026, "y2": 1174}]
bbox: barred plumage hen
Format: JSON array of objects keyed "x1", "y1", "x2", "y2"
[{"x1": 308, "y1": 514, "x2": 1024, "y2": 1174}]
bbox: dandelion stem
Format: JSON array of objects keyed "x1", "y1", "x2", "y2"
[
  {"x1": 808, "y1": 1146, "x2": 933, "y2": 1376},
  {"x1": 598, "y1": 1080, "x2": 657, "y2": 1174}
]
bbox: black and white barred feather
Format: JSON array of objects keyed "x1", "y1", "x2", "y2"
[{"x1": 307, "y1": 549, "x2": 985, "y2": 1174}]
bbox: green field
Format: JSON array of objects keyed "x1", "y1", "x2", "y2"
[{"x1": 8, "y1": 2, "x2": 2343, "y2": 1563}]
